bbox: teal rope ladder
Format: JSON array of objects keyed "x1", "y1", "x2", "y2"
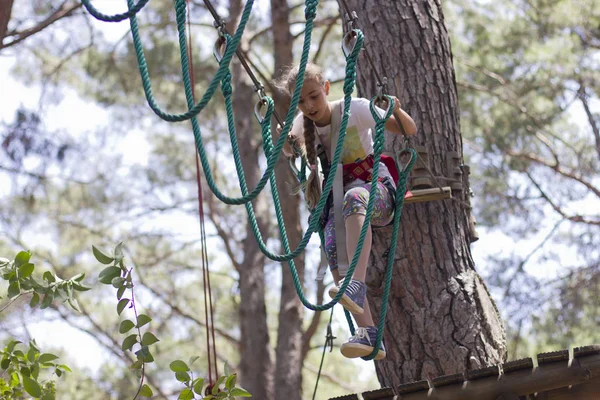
[{"x1": 81, "y1": 0, "x2": 416, "y2": 361}]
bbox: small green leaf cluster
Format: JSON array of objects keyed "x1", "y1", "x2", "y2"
[
  {"x1": 0, "y1": 252, "x2": 90, "y2": 313},
  {"x1": 0, "y1": 340, "x2": 71, "y2": 400},
  {"x1": 170, "y1": 360, "x2": 251, "y2": 400},
  {"x1": 93, "y1": 243, "x2": 158, "y2": 399}
]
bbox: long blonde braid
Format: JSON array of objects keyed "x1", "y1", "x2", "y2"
[
  {"x1": 273, "y1": 62, "x2": 325, "y2": 209},
  {"x1": 303, "y1": 116, "x2": 321, "y2": 209}
]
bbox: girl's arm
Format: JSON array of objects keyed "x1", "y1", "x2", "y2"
[{"x1": 384, "y1": 96, "x2": 418, "y2": 135}]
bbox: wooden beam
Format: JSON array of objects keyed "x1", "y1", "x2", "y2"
[
  {"x1": 404, "y1": 187, "x2": 452, "y2": 204},
  {"x1": 399, "y1": 354, "x2": 600, "y2": 400}
]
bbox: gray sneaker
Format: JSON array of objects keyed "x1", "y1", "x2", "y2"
[
  {"x1": 328, "y1": 280, "x2": 366, "y2": 315},
  {"x1": 340, "y1": 326, "x2": 386, "y2": 360}
]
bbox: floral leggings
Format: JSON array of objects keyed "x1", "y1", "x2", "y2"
[{"x1": 324, "y1": 180, "x2": 394, "y2": 271}]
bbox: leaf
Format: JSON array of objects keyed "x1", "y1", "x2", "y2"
[
  {"x1": 40, "y1": 293, "x2": 52, "y2": 309},
  {"x1": 42, "y1": 271, "x2": 56, "y2": 283},
  {"x1": 226, "y1": 374, "x2": 236, "y2": 390},
  {"x1": 26, "y1": 346, "x2": 37, "y2": 363},
  {"x1": 71, "y1": 273, "x2": 86, "y2": 282},
  {"x1": 141, "y1": 332, "x2": 159, "y2": 346},
  {"x1": 130, "y1": 360, "x2": 143, "y2": 370},
  {"x1": 114, "y1": 242, "x2": 124, "y2": 263},
  {"x1": 98, "y1": 266, "x2": 121, "y2": 284},
  {"x1": 135, "y1": 346, "x2": 154, "y2": 363},
  {"x1": 117, "y1": 299, "x2": 130, "y2": 315},
  {"x1": 14, "y1": 251, "x2": 31, "y2": 268},
  {"x1": 111, "y1": 276, "x2": 125, "y2": 288},
  {"x1": 7, "y1": 340, "x2": 21, "y2": 353},
  {"x1": 58, "y1": 364, "x2": 72, "y2": 372},
  {"x1": 178, "y1": 388, "x2": 194, "y2": 400},
  {"x1": 175, "y1": 371, "x2": 191, "y2": 383},
  {"x1": 55, "y1": 368, "x2": 62, "y2": 377},
  {"x1": 72, "y1": 282, "x2": 91, "y2": 292},
  {"x1": 67, "y1": 298, "x2": 81, "y2": 312},
  {"x1": 7, "y1": 281, "x2": 20, "y2": 298},
  {"x1": 38, "y1": 353, "x2": 59, "y2": 364},
  {"x1": 192, "y1": 378, "x2": 205, "y2": 395},
  {"x1": 22, "y1": 375, "x2": 41, "y2": 397},
  {"x1": 31, "y1": 363, "x2": 40, "y2": 379},
  {"x1": 139, "y1": 384, "x2": 153, "y2": 398},
  {"x1": 1, "y1": 357, "x2": 10, "y2": 370},
  {"x1": 136, "y1": 314, "x2": 152, "y2": 328},
  {"x1": 92, "y1": 245, "x2": 114, "y2": 264},
  {"x1": 121, "y1": 334, "x2": 138, "y2": 351},
  {"x1": 18, "y1": 263, "x2": 34, "y2": 279},
  {"x1": 119, "y1": 320, "x2": 135, "y2": 334},
  {"x1": 213, "y1": 376, "x2": 226, "y2": 394},
  {"x1": 29, "y1": 292, "x2": 40, "y2": 308},
  {"x1": 188, "y1": 356, "x2": 200, "y2": 366},
  {"x1": 41, "y1": 393, "x2": 55, "y2": 400},
  {"x1": 229, "y1": 387, "x2": 252, "y2": 397},
  {"x1": 223, "y1": 362, "x2": 230, "y2": 377},
  {"x1": 169, "y1": 360, "x2": 189, "y2": 373},
  {"x1": 116, "y1": 285, "x2": 126, "y2": 300}
]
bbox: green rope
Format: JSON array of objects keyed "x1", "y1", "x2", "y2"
[
  {"x1": 81, "y1": 0, "x2": 149, "y2": 22},
  {"x1": 342, "y1": 98, "x2": 417, "y2": 360}
]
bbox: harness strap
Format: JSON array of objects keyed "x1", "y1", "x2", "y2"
[{"x1": 330, "y1": 100, "x2": 350, "y2": 278}]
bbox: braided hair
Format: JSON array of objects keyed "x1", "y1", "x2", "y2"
[{"x1": 275, "y1": 63, "x2": 325, "y2": 209}]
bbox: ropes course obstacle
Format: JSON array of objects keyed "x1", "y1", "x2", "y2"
[{"x1": 80, "y1": 0, "x2": 450, "y2": 365}]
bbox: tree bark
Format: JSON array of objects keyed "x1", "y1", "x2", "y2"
[
  {"x1": 229, "y1": 2, "x2": 273, "y2": 398},
  {"x1": 270, "y1": 1, "x2": 309, "y2": 400},
  {"x1": 0, "y1": 0, "x2": 14, "y2": 45},
  {"x1": 338, "y1": 0, "x2": 507, "y2": 386}
]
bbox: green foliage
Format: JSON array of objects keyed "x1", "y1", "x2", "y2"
[
  {"x1": 169, "y1": 360, "x2": 251, "y2": 400},
  {"x1": 0, "y1": 252, "x2": 90, "y2": 313},
  {"x1": 0, "y1": 339, "x2": 70, "y2": 400},
  {"x1": 94, "y1": 242, "x2": 252, "y2": 400}
]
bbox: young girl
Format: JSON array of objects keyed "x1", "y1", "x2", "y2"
[{"x1": 277, "y1": 63, "x2": 417, "y2": 360}]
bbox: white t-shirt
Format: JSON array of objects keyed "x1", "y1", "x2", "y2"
[{"x1": 290, "y1": 97, "x2": 393, "y2": 189}]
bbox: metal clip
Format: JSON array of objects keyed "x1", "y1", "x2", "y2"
[
  {"x1": 342, "y1": 29, "x2": 359, "y2": 58},
  {"x1": 325, "y1": 322, "x2": 336, "y2": 352},
  {"x1": 396, "y1": 148, "x2": 414, "y2": 173},
  {"x1": 254, "y1": 96, "x2": 269, "y2": 125},
  {"x1": 213, "y1": 35, "x2": 227, "y2": 63}
]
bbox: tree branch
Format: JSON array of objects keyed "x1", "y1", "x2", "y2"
[
  {"x1": 508, "y1": 150, "x2": 600, "y2": 199},
  {"x1": 577, "y1": 84, "x2": 600, "y2": 162},
  {"x1": 0, "y1": 2, "x2": 83, "y2": 50},
  {"x1": 526, "y1": 172, "x2": 600, "y2": 225}
]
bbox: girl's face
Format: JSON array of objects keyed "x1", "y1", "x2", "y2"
[{"x1": 298, "y1": 78, "x2": 331, "y2": 126}]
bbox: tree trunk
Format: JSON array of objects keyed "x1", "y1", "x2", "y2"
[
  {"x1": 270, "y1": 1, "x2": 309, "y2": 400},
  {"x1": 0, "y1": 0, "x2": 14, "y2": 45},
  {"x1": 338, "y1": 0, "x2": 507, "y2": 386},
  {"x1": 229, "y1": 2, "x2": 273, "y2": 398}
]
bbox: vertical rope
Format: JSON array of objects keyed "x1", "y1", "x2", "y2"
[{"x1": 188, "y1": 1, "x2": 218, "y2": 380}]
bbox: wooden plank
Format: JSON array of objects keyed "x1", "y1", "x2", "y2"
[
  {"x1": 466, "y1": 365, "x2": 501, "y2": 381},
  {"x1": 362, "y1": 387, "x2": 396, "y2": 400},
  {"x1": 396, "y1": 380, "x2": 430, "y2": 395},
  {"x1": 404, "y1": 186, "x2": 452, "y2": 204},
  {"x1": 574, "y1": 344, "x2": 600, "y2": 358},
  {"x1": 431, "y1": 373, "x2": 465, "y2": 388},
  {"x1": 537, "y1": 349, "x2": 569, "y2": 365},
  {"x1": 502, "y1": 358, "x2": 533, "y2": 374},
  {"x1": 399, "y1": 353, "x2": 600, "y2": 400},
  {"x1": 328, "y1": 394, "x2": 359, "y2": 400},
  {"x1": 543, "y1": 378, "x2": 600, "y2": 399}
]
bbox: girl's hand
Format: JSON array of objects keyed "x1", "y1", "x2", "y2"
[{"x1": 392, "y1": 96, "x2": 402, "y2": 112}]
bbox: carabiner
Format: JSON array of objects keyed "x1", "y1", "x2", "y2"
[
  {"x1": 254, "y1": 96, "x2": 269, "y2": 125},
  {"x1": 213, "y1": 34, "x2": 227, "y2": 63},
  {"x1": 372, "y1": 93, "x2": 393, "y2": 120},
  {"x1": 396, "y1": 148, "x2": 414, "y2": 173},
  {"x1": 342, "y1": 29, "x2": 359, "y2": 58}
]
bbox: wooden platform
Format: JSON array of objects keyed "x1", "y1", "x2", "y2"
[
  {"x1": 404, "y1": 186, "x2": 452, "y2": 204},
  {"x1": 328, "y1": 345, "x2": 600, "y2": 400}
]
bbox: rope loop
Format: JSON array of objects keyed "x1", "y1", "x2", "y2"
[
  {"x1": 81, "y1": 0, "x2": 150, "y2": 22},
  {"x1": 370, "y1": 93, "x2": 394, "y2": 124}
]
